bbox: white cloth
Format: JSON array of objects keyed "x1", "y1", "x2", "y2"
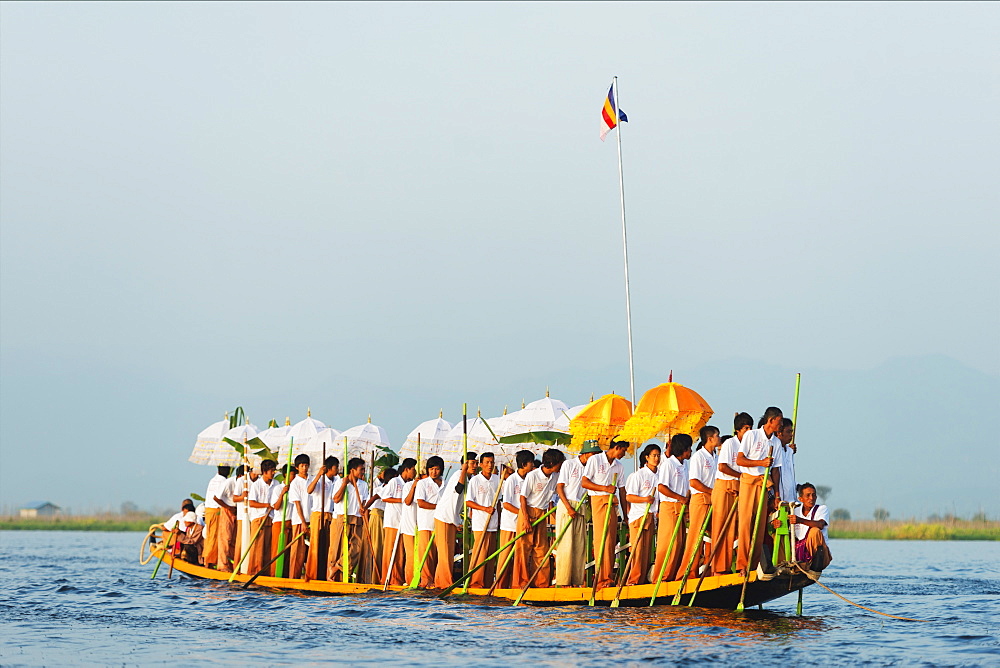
[
  {"x1": 499, "y1": 473, "x2": 524, "y2": 532},
  {"x1": 433, "y1": 470, "x2": 465, "y2": 527},
  {"x1": 414, "y1": 477, "x2": 441, "y2": 531},
  {"x1": 233, "y1": 476, "x2": 250, "y2": 520},
  {"x1": 370, "y1": 479, "x2": 387, "y2": 512},
  {"x1": 204, "y1": 474, "x2": 228, "y2": 510},
  {"x1": 288, "y1": 476, "x2": 311, "y2": 525},
  {"x1": 794, "y1": 504, "x2": 830, "y2": 542},
  {"x1": 521, "y1": 468, "x2": 559, "y2": 510},
  {"x1": 267, "y1": 479, "x2": 284, "y2": 521},
  {"x1": 399, "y1": 480, "x2": 417, "y2": 536},
  {"x1": 164, "y1": 511, "x2": 196, "y2": 532},
  {"x1": 216, "y1": 476, "x2": 236, "y2": 508},
  {"x1": 195, "y1": 503, "x2": 205, "y2": 526},
  {"x1": 381, "y1": 476, "x2": 405, "y2": 530},
  {"x1": 557, "y1": 457, "x2": 586, "y2": 503},
  {"x1": 737, "y1": 427, "x2": 780, "y2": 476},
  {"x1": 582, "y1": 452, "x2": 626, "y2": 496},
  {"x1": 468, "y1": 472, "x2": 500, "y2": 532},
  {"x1": 658, "y1": 455, "x2": 689, "y2": 503},
  {"x1": 309, "y1": 474, "x2": 339, "y2": 514},
  {"x1": 248, "y1": 477, "x2": 272, "y2": 521},
  {"x1": 688, "y1": 447, "x2": 718, "y2": 495},
  {"x1": 715, "y1": 436, "x2": 740, "y2": 482},
  {"x1": 779, "y1": 445, "x2": 796, "y2": 503},
  {"x1": 625, "y1": 467, "x2": 659, "y2": 523},
  {"x1": 332, "y1": 479, "x2": 369, "y2": 518}
]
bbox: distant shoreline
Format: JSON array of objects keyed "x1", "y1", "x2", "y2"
[{"x1": 2, "y1": 515, "x2": 998, "y2": 539}]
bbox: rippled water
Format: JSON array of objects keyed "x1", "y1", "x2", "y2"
[{"x1": 0, "y1": 532, "x2": 997, "y2": 666}]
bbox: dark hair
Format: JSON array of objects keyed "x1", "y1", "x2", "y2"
[
  {"x1": 182, "y1": 501, "x2": 196, "y2": 512},
  {"x1": 796, "y1": 482, "x2": 816, "y2": 496},
  {"x1": 382, "y1": 467, "x2": 398, "y2": 481},
  {"x1": 465, "y1": 452, "x2": 478, "y2": 462},
  {"x1": 325, "y1": 456, "x2": 339, "y2": 470},
  {"x1": 294, "y1": 454, "x2": 310, "y2": 468},
  {"x1": 235, "y1": 465, "x2": 246, "y2": 477},
  {"x1": 608, "y1": 439, "x2": 629, "y2": 452},
  {"x1": 261, "y1": 459, "x2": 277, "y2": 473},
  {"x1": 533, "y1": 459, "x2": 542, "y2": 469},
  {"x1": 758, "y1": 407, "x2": 783, "y2": 428},
  {"x1": 720, "y1": 434, "x2": 734, "y2": 444},
  {"x1": 426, "y1": 455, "x2": 444, "y2": 471},
  {"x1": 734, "y1": 412, "x2": 753, "y2": 432},
  {"x1": 515, "y1": 450, "x2": 534, "y2": 469},
  {"x1": 400, "y1": 458, "x2": 417, "y2": 472},
  {"x1": 479, "y1": 452, "x2": 495, "y2": 463},
  {"x1": 541, "y1": 449, "x2": 566, "y2": 469},
  {"x1": 697, "y1": 425, "x2": 720, "y2": 451},
  {"x1": 639, "y1": 442, "x2": 661, "y2": 465},
  {"x1": 780, "y1": 417, "x2": 794, "y2": 430},
  {"x1": 282, "y1": 463, "x2": 293, "y2": 477},
  {"x1": 669, "y1": 434, "x2": 693, "y2": 458},
  {"x1": 347, "y1": 457, "x2": 364, "y2": 473},
  {"x1": 218, "y1": 466, "x2": 232, "y2": 477}
]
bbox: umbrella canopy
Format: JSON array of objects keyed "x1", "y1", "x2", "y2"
[
  {"x1": 301, "y1": 427, "x2": 343, "y2": 477},
  {"x1": 441, "y1": 414, "x2": 506, "y2": 468},
  {"x1": 505, "y1": 396, "x2": 570, "y2": 432},
  {"x1": 188, "y1": 416, "x2": 238, "y2": 466},
  {"x1": 339, "y1": 420, "x2": 391, "y2": 464},
  {"x1": 569, "y1": 394, "x2": 634, "y2": 451},
  {"x1": 221, "y1": 422, "x2": 262, "y2": 466},
  {"x1": 399, "y1": 414, "x2": 453, "y2": 461},
  {"x1": 618, "y1": 381, "x2": 714, "y2": 447},
  {"x1": 258, "y1": 418, "x2": 292, "y2": 452}
]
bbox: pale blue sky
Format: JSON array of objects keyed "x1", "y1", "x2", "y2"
[{"x1": 2, "y1": 2, "x2": 997, "y2": 517}]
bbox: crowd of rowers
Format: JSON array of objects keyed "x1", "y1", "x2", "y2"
[{"x1": 160, "y1": 406, "x2": 832, "y2": 590}]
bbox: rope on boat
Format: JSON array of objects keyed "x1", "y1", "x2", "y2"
[
  {"x1": 792, "y1": 563, "x2": 929, "y2": 622},
  {"x1": 139, "y1": 524, "x2": 160, "y2": 565}
]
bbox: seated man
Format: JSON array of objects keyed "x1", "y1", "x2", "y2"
[{"x1": 790, "y1": 482, "x2": 832, "y2": 571}]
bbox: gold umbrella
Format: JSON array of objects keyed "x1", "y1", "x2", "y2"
[
  {"x1": 618, "y1": 379, "x2": 714, "y2": 446},
  {"x1": 568, "y1": 393, "x2": 633, "y2": 452}
]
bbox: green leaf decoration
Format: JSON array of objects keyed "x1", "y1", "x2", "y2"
[{"x1": 190, "y1": 492, "x2": 205, "y2": 502}]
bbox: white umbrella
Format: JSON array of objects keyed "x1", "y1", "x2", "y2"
[
  {"x1": 339, "y1": 419, "x2": 391, "y2": 464},
  {"x1": 221, "y1": 422, "x2": 261, "y2": 467},
  {"x1": 188, "y1": 416, "x2": 236, "y2": 466},
  {"x1": 400, "y1": 414, "x2": 453, "y2": 461},
  {"x1": 302, "y1": 427, "x2": 344, "y2": 477},
  {"x1": 258, "y1": 418, "x2": 292, "y2": 451},
  {"x1": 441, "y1": 414, "x2": 506, "y2": 468},
  {"x1": 507, "y1": 396, "x2": 570, "y2": 432}
]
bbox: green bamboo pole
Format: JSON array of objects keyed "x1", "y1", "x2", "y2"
[
  {"x1": 671, "y1": 506, "x2": 713, "y2": 605},
  {"x1": 512, "y1": 496, "x2": 588, "y2": 606},
  {"x1": 407, "y1": 529, "x2": 436, "y2": 589},
  {"x1": 342, "y1": 435, "x2": 350, "y2": 583},
  {"x1": 461, "y1": 404, "x2": 470, "y2": 590},
  {"x1": 588, "y1": 473, "x2": 618, "y2": 607},
  {"x1": 736, "y1": 445, "x2": 775, "y2": 612},
  {"x1": 274, "y1": 437, "x2": 294, "y2": 578},
  {"x1": 150, "y1": 528, "x2": 178, "y2": 579},
  {"x1": 648, "y1": 502, "x2": 687, "y2": 606},
  {"x1": 228, "y1": 517, "x2": 268, "y2": 583},
  {"x1": 792, "y1": 372, "x2": 802, "y2": 616},
  {"x1": 610, "y1": 501, "x2": 652, "y2": 608},
  {"x1": 688, "y1": 497, "x2": 738, "y2": 607},
  {"x1": 460, "y1": 461, "x2": 504, "y2": 595}
]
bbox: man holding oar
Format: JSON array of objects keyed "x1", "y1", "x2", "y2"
[
  {"x1": 622, "y1": 443, "x2": 660, "y2": 585},
  {"x1": 514, "y1": 448, "x2": 565, "y2": 588},
  {"x1": 382, "y1": 459, "x2": 414, "y2": 586},
  {"x1": 433, "y1": 453, "x2": 478, "y2": 589},
  {"x1": 681, "y1": 426, "x2": 719, "y2": 578},
  {"x1": 735, "y1": 406, "x2": 783, "y2": 576},
  {"x1": 305, "y1": 456, "x2": 338, "y2": 581},
  {"x1": 212, "y1": 466, "x2": 238, "y2": 571},
  {"x1": 328, "y1": 457, "x2": 369, "y2": 582},
  {"x1": 581, "y1": 440, "x2": 628, "y2": 590},
  {"x1": 651, "y1": 434, "x2": 692, "y2": 583},
  {"x1": 465, "y1": 452, "x2": 501, "y2": 588},
  {"x1": 286, "y1": 454, "x2": 311, "y2": 579},
  {"x1": 201, "y1": 466, "x2": 231, "y2": 570},
  {"x1": 710, "y1": 413, "x2": 752, "y2": 576},
  {"x1": 495, "y1": 450, "x2": 534, "y2": 590},
  {"x1": 409, "y1": 455, "x2": 444, "y2": 588},
  {"x1": 246, "y1": 459, "x2": 279, "y2": 575},
  {"x1": 555, "y1": 442, "x2": 599, "y2": 587}
]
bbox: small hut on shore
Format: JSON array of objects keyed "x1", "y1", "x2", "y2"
[{"x1": 19, "y1": 501, "x2": 60, "y2": 518}]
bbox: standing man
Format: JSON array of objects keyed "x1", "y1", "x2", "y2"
[
  {"x1": 305, "y1": 456, "x2": 339, "y2": 581},
  {"x1": 681, "y1": 426, "x2": 720, "y2": 577},
  {"x1": 581, "y1": 439, "x2": 628, "y2": 591},
  {"x1": 410, "y1": 455, "x2": 444, "y2": 587},
  {"x1": 329, "y1": 457, "x2": 369, "y2": 582},
  {"x1": 710, "y1": 412, "x2": 752, "y2": 575},
  {"x1": 433, "y1": 453, "x2": 478, "y2": 589},
  {"x1": 212, "y1": 466, "x2": 238, "y2": 572},
  {"x1": 496, "y1": 450, "x2": 534, "y2": 590},
  {"x1": 735, "y1": 406, "x2": 783, "y2": 575},
  {"x1": 246, "y1": 459, "x2": 278, "y2": 575},
  {"x1": 287, "y1": 454, "x2": 312, "y2": 579},
  {"x1": 515, "y1": 448, "x2": 565, "y2": 588},
  {"x1": 202, "y1": 466, "x2": 231, "y2": 570},
  {"x1": 777, "y1": 418, "x2": 797, "y2": 510},
  {"x1": 466, "y1": 452, "x2": 501, "y2": 588},
  {"x1": 651, "y1": 434, "x2": 692, "y2": 583},
  {"x1": 555, "y1": 442, "x2": 599, "y2": 587}
]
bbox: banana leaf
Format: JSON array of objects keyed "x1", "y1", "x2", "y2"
[
  {"x1": 373, "y1": 445, "x2": 398, "y2": 469},
  {"x1": 189, "y1": 492, "x2": 205, "y2": 502}
]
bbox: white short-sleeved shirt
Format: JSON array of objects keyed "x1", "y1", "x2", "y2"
[
  {"x1": 309, "y1": 474, "x2": 339, "y2": 514},
  {"x1": 794, "y1": 504, "x2": 829, "y2": 543},
  {"x1": 582, "y1": 452, "x2": 626, "y2": 496},
  {"x1": 658, "y1": 456, "x2": 689, "y2": 503},
  {"x1": 467, "y1": 472, "x2": 500, "y2": 532},
  {"x1": 689, "y1": 447, "x2": 718, "y2": 495},
  {"x1": 625, "y1": 467, "x2": 660, "y2": 523},
  {"x1": 204, "y1": 474, "x2": 228, "y2": 510},
  {"x1": 233, "y1": 476, "x2": 250, "y2": 520},
  {"x1": 499, "y1": 473, "x2": 524, "y2": 532},
  {"x1": 381, "y1": 476, "x2": 405, "y2": 530},
  {"x1": 370, "y1": 479, "x2": 387, "y2": 512},
  {"x1": 288, "y1": 476, "x2": 311, "y2": 525},
  {"x1": 557, "y1": 457, "x2": 586, "y2": 503},
  {"x1": 163, "y1": 512, "x2": 182, "y2": 531},
  {"x1": 248, "y1": 477, "x2": 272, "y2": 521},
  {"x1": 779, "y1": 446, "x2": 796, "y2": 503},
  {"x1": 267, "y1": 479, "x2": 285, "y2": 521},
  {"x1": 217, "y1": 475, "x2": 236, "y2": 508},
  {"x1": 522, "y1": 468, "x2": 560, "y2": 510},
  {"x1": 715, "y1": 436, "x2": 740, "y2": 482},
  {"x1": 332, "y1": 479, "x2": 369, "y2": 518},
  {"x1": 415, "y1": 477, "x2": 442, "y2": 530},
  {"x1": 399, "y1": 480, "x2": 417, "y2": 536},
  {"x1": 738, "y1": 427, "x2": 780, "y2": 476},
  {"x1": 434, "y1": 470, "x2": 465, "y2": 527}
]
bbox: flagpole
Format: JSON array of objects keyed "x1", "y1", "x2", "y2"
[{"x1": 612, "y1": 75, "x2": 636, "y2": 471}]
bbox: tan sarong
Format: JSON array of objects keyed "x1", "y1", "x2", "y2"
[
  {"x1": 269, "y1": 519, "x2": 291, "y2": 577},
  {"x1": 626, "y1": 508, "x2": 654, "y2": 585},
  {"x1": 306, "y1": 511, "x2": 331, "y2": 581},
  {"x1": 469, "y1": 530, "x2": 497, "y2": 588},
  {"x1": 495, "y1": 530, "x2": 516, "y2": 589},
  {"x1": 288, "y1": 522, "x2": 308, "y2": 579},
  {"x1": 203, "y1": 507, "x2": 220, "y2": 567},
  {"x1": 327, "y1": 516, "x2": 363, "y2": 582},
  {"x1": 554, "y1": 500, "x2": 588, "y2": 587},
  {"x1": 216, "y1": 509, "x2": 235, "y2": 571},
  {"x1": 737, "y1": 473, "x2": 766, "y2": 573},
  {"x1": 710, "y1": 479, "x2": 739, "y2": 574},
  {"x1": 368, "y1": 508, "x2": 384, "y2": 573},
  {"x1": 246, "y1": 516, "x2": 271, "y2": 575},
  {"x1": 590, "y1": 495, "x2": 619, "y2": 590},
  {"x1": 680, "y1": 493, "x2": 712, "y2": 578},
  {"x1": 402, "y1": 533, "x2": 416, "y2": 585},
  {"x1": 513, "y1": 506, "x2": 550, "y2": 588},
  {"x1": 382, "y1": 527, "x2": 405, "y2": 586},
  {"x1": 651, "y1": 501, "x2": 685, "y2": 582},
  {"x1": 433, "y1": 519, "x2": 458, "y2": 589},
  {"x1": 415, "y1": 529, "x2": 436, "y2": 588}
]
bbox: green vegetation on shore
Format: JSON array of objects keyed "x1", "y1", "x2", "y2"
[
  {"x1": 0, "y1": 514, "x2": 161, "y2": 532},
  {"x1": 829, "y1": 519, "x2": 1000, "y2": 541}
]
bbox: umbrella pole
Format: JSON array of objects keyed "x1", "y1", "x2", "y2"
[
  {"x1": 275, "y1": 437, "x2": 293, "y2": 578},
  {"x1": 343, "y1": 436, "x2": 350, "y2": 584},
  {"x1": 461, "y1": 403, "x2": 470, "y2": 588},
  {"x1": 612, "y1": 75, "x2": 636, "y2": 415}
]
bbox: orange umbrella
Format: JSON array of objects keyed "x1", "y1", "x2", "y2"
[
  {"x1": 618, "y1": 381, "x2": 714, "y2": 446},
  {"x1": 568, "y1": 393, "x2": 633, "y2": 452}
]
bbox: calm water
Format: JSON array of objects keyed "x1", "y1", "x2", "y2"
[{"x1": 0, "y1": 532, "x2": 997, "y2": 666}]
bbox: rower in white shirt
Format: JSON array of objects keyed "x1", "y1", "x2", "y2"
[
  {"x1": 782, "y1": 482, "x2": 832, "y2": 571},
  {"x1": 329, "y1": 457, "x2": 370, "y2": 582},
  {"x1": 710, "y1": 413, "x2": 752, "y2": 575},
  {"x1": 380, "y1": 462, "x2": 410, "y2": 586},
  {"x1": 465, "y1": 452, "x2": 502, "y2": 588},
  {"x1": 581, "y1": 440, "x2": 628, "y2": 590},
  {"x1": 777, "y1": 418, "x2": 797, "y2": 509},
  {"x1": 555, "y1": 442, "x2": 600, "y2": 587},
  {"x1": 305, "y1": 456, "x2": 339, "y2": 581},
  {"x1": 247, "y1": 460, "x2": 279, "y2": 575},
  {"x1": 623, "y1": 443, "x2": 660, "y2": 585},
  {"x1": 652, "y1": 435, "x2": 692, "y2": 583},
  {"x1": 396, "y1": 460, "x2": 419, "y2": 585},
  {"x1": 267, "y1": 464, "x2": 291, "y2": 576},
  {"x1": 231, "y1": 466, "x2": 259, "y2": 574},
  {"x1": 202, "y1": 466, "x2": 231, "y2": 570},
  {"x1": 514, "y1": 448, "x2": 565, "y2": 589},
  {"x1": 433, "y1": 453, "x2": 478, "y2": 589},
  {"x1": 681, "y1": 426, "x2": 720, "y2": 578},
  {"x1": 496, "y1": 450, "x2": 534, "y2": 590},
  {"x1": 406, "y1": 455, "x2": 444, "y2": 588},
  {"x1": 286, "y1": 454, "x2": 312, "y2": 579},
  {"x1": 735, "y1": 407, "x2": 783, "y2": 575}
]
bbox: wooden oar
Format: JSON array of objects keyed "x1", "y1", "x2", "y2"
[
  {"x1": 167, "y1": 528, "x2": 181, "y2": 579},
  {"x1": 609, "y1": 501, "x2": 652, "y2": 608},
  {"x1": 150, "y1": 528, "x2": 179, "y2": 580},
  {"x1": 648, "y1": 502, "x2": 686, "y2": 606},
  {"x1": 242, "y1": 530, "x2": 307, "y2": 589},
  {"x1": 687, "y1": 497, "x2": 738, "y2": 607},
  {"x1": 670, "y1": 506, "x2": 713, "y2": 605},
  {"x1": 588, "y1": 473, "x2": 618, "y2": 607},
  {"x1": 382, "y1": 528, "x2": 402, "y2": 591},
  {"x1": 512, "y1": 496, "x2": 587, "y2": 606},
  {"x1": 228, "y1": 517, "x2": 268, "y2": 583},
  {"x1": 342, "y1": 436, "x2": 350, "y2": 583},
  {"x1": 736, "y1": 443, "x2": 775, "y2": 612},
  {"x1": 487, "y1": 546, "x2": 516, "y2": 597},
  {"x1": 438, "y1": 504, "x2": 558, "y2": 598}
]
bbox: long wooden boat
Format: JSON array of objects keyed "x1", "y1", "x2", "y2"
[{"x1": 147, "y1": 542, "x2": 815, "y2": 609}]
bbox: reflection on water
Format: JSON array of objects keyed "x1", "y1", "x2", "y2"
[{"x1": 0, "y1": 532, "x2": 997, "y2": 666}]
